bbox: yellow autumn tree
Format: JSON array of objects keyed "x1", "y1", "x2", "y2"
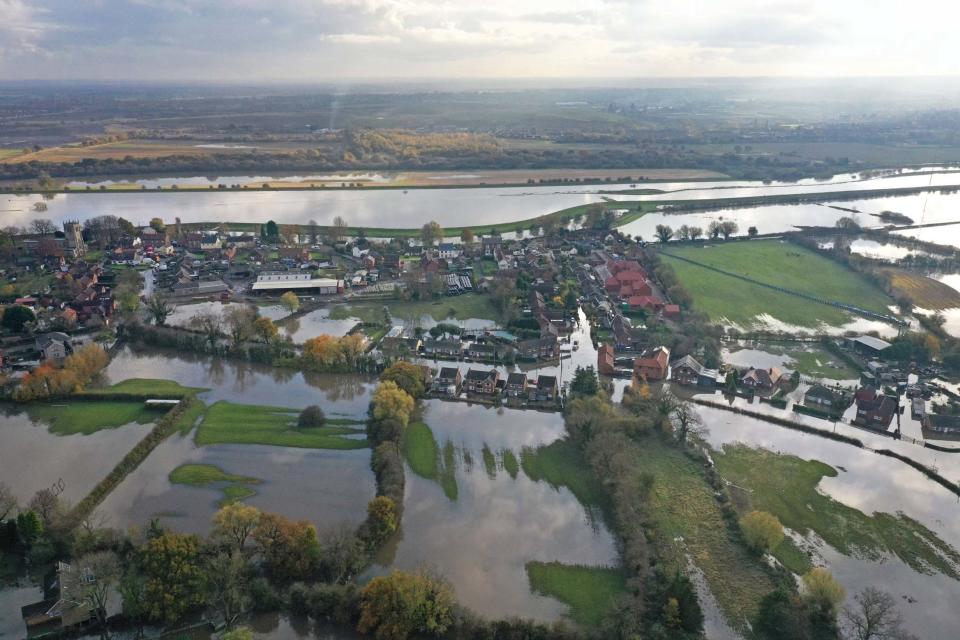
[{"x1": 371, "y1": 381, "x2": 415, "y2": 427}]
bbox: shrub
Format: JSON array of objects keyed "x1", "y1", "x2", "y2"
[
  {"x1": 297, "y1": 405, "x2": 326, "y2": 428},
  {"x1": 740, "y1": 510, "x2": 784, "y2": 553}
]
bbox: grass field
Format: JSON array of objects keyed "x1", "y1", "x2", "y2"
[
  {"x1": 661, "y1": 240, "x2": 893, "y2": 328},
  {"x1": 728, "y1": 342, "x2": 859, "y2": 380},
  {"x1": 403, "y1": 422, "x2": 458, "y2": 500},
  {"x1": 169, "y1": 463, "x2": 261, "y2": 507},
  {"x1": 330, "y1": 294, "x2": 499, "y2": 324},
  {"x1": 715, "y1": 445, "x2": 960, "y2": 579},
  {"x1": 692, "y1": 142, "x2": 960, "y2": 166},
  {"x1": 882, "y1": 269, "x2": 960, "y2": 310},
  {"x1": 195, "y1": 401, "x2": 367, "y2": 450},
  {"x1": 525, "y1": 562, "x2": 626, "y2": 626},
  {"x1": 520, "y1": 439, "x2": 607, "y2": 511},
  {"x1": 83, "y1": 378, "x2": 207, "y2": 398},
  {"x1": 29, "y1": 401, "x2": 160, "y2": 435},
  {"x1": 636, "y1": 436, "x2": 776, "y2": 630}
]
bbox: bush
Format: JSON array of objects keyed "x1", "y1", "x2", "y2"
[
  {"x1": 297, "y1": 405, "x2": 326, "y2": 428},
  {"x1": 740, "y1": 510, "x2": 784, "y2": 553}
]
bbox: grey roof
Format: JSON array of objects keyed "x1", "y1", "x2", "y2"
[
  {"x1": 537, "y1": 375, "x2": 558, "y2": 389},
  {"x1": 465, "y1": 368, "x2": 496, "y2": 381},
  {"x1": 437, "y1": 367, "x2": 460, "y2": 379},
  {"x1": 506, "y1": 372, "x2": 528, "y2": 385},
  {"x1": 36, "y1": 332, "x2": 70, "y2": 349},
  {"x1": 671, "y1": 354, "x2": 705, "y2": 375},
  {"x1": 853, "y1": 335, "x2": 892, "y2": 351}
]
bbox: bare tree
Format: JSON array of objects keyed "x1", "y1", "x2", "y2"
[
  {"x1": 331, "y1": 215, "x2": 348, "y2": 242},
  {"x1": 671, "y1": 399, "x2": 705, "y2": 443},
  {"x1": 223, "y1": 305, "x2": 258, "y2": 350},
  {"x1": 190, "y1": 310, "x2": 222, "y2": 350},
  {"x1": 307, "y1": 219, "x2": 320, "y2": 245},
  {"x1": 31, "y1": 218, "x2": 57, "y2": 236},
  {"x1": 205, "y1": 550, "x2": 250, "y2": 630},
  {"x1": 842, "y1": 587, "x2": 916, "y2": 640},
  {"x1": 63, "y1": 551, "x2": 120, "y2": 640},
  {"x1": 0, "y1": 483, "x2": 17, "y2": 520}
]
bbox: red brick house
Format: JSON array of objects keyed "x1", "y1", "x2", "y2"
[{"x1": 634, "y1": 346, "x2": 670, "y2": 381}]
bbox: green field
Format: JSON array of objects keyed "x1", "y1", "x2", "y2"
[
  {"x1": 402, "y1": 422, "x2": 458, "y2": 500},
  {"x1": 83, "y1": 378, "x2": 207, "y2": 398},
  {"x1": 525, "y1": 562, "x2": 626, "y2": 627},
  {"x1": 195, "y1": 401, "x2": 367, "y2": 450},
  {"x1": 29, "y1": 401, "x2": 160, "y2": 435},
  {"x1": 169, "y1": 463, "x2": 261, "y2": 506},
  {"x1": 330, "y1": 293, "x2": 499, "y2": 324},
  {"x1": 661, "y1": 240, "x2": 893, "y2": 328},
  {"x1": 521, "y1": 439, "x2": 606, "y2": 511},
  {"x1": 636, "y1": 436, "x2": 776, "y2": 630},
  {"x1": 727, "y1": 342, "x2": 859, "y2": 381},
  {"x1": 715, "y1": 445, "x2": 960, "y2": 579}
]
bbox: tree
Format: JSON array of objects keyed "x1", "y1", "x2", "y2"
[
  {"x1": 2, "y1": 304, "x2": 35, "y2": 332},
  {"x1": 708, "y1": 220, "x2": 722, "y2": 239},
  {"x1": 677, "y1": 225, "x2": 692, "y2": 241},
  {"x1": 141, "y1": 532, "x2": 206, "y2": 624},
  {"x1": 307, "y1": 219, "x2": 320, "y2": 244},
  {"x1": 803, "y1": 567, "x2": 845, "y2": 618},
  {"x1": 190, "y1": 310, "x2": 222, "y2": 350},
  {"x1": 366, "y1": 496, "x2": 398, "y2": 545},
  {"x1": 670, "y1": 399, "x2": 704, "y2": 443},
  {"x1": 31, "y1": 218, "x2": 56, "y2": 236},
  {"x1": 842, "y1": 587, "x2": 915, "y2": 640},
  {"x1": 205, "y1": 550, "x2": 250, "y2": 630},
  {"x1": 298, "y1": 404, "x2": 326, "y2": 428},
  {"x1": 719, "y1": 220, "x2": 739, "y2": 239},
  {"x1": 420, "y1": 220, "x2": 443, "y2": 246},
  {"x1": 331, "y1": 215, "x2": 348, "y2": 242},
  {"x1": 149, "y1": 217, "x2": 165, "y2": 233},
  {"x1": 318, "y1": 525, "x2": 366, "y2": 584},
  {"x1": 380, "y1": 361, "x2": 426, "y2": 398},
  {"x1": 223, "y1": 305, "x2": 258, "y2": 349},
  {"x1": 689, "y1": 226, "x2": 703, "y2": 240},
  {"x1": 748, "y1": 225, "x2": 759, "y2": 237},
  {"x1": 212, "y1": 503, "x2": 261, "y2": 552},
  {"x1": 358, "y1": 569, "x2": 456, "y2": 640},
  {"x1": 280, "y1": 291, "x2": 300, "y2": 312},
  {"x1": 460, "y1": 228, "x2": 475, "y2": 243},
  {"x1": 16, "y1": 511, "x2": 43, "y2": 546},
  {"x1": 371, "y1": 381, "x2": 415, "y2": 428},
  {"x1": 264, "y1": 220, "x2": 280, "y2": 241},
  {"x1": 0, "y1": 482, "x2": 17, "y2": 521},
  {"x1": 145, "y1": 296, "x2": 172, "y2": 326},
  {"x1": 570, "y1": 365, "x2": 599, "y2": 396},
  {"x1": 63, "y1": 551, "x2": 119, "y2": 640},
  {"x1": 655, "y1": 224, "x2": 673, "y2": 243},
  {"x1": 740, "y1": 511, "x2": 784, "y2": 553},
  {"x1": 253, "y1": 316, "x2": 278, "y2": 342},
  {"x1": 252, "y1": 512, "x2": 320, "y2": 582},
  {"x1": 119, "y1": 567, "x2": 148, "y2": 639},
  {"x1": 836, "y1": 216, "x2": 861, "y2": 232}
]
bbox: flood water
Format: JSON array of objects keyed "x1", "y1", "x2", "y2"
[
  {"x1": 366, "y1": 400, "x2": 620, "y2": 622},
  {"x1": 695, "y1": 404, "x2": 960, "y2": 639}
]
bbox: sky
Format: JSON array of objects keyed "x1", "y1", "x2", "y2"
[{"x1": 1, "y1": 0, "x2": 958, "y2": 81}]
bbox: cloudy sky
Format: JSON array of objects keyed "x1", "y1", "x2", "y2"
[{"x1": 1, "y1": 0, "x2": 957, "y2": 81}]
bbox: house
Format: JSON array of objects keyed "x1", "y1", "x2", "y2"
[
  {"x1": 466, "y1": 343, "x2": 511, "y2": 361},
  {"x1": 464, "y1": 368, "x2": 500, "y2": 395},
  {"x1": 200, "y1": 232, "x2": 222, "y2": 251},
  {"x1": 849, "y1": 335, "x2": 892, "y2": 358},
  {"x1": 482, "y1": 236, "x2": 502, "y2": 257},
  {"x1": 423, "y1": 339, "x2": 463, "y2": 358},
  {"x1": 740, "y1": 367, "x2": 785, "y2": 391},
  {"x1": 922, "y1": 413, "x2": 960, "y2": 437},
  {"x1": 662, "y1": 304, "x2": 681, "y2": 319},
  {"x1": 670, "y1": 354, "x2": 717, "y2": 387},
  {"x1": 437, "y1": 243, "x2": 461, "y2": 259},
  {"x1": 504, "y1": 372, "x2": 529, "y2": 398},
  {"x1": 854, "y1": 386, "x2": 898, "y2": 429},
  {"x1": 517, "y1": 335, "x2": 559, "y2": 361},
  {"x1": 36, "y1": 332, "x2": 72, "y2": 361},
  {"x1": 279, "y1": 246, "x2": 309, "y2": 263},
  {"x1": 434, "y1": 367, "x2": 462, "y2": 395},
  {"x1": 804, "y1": 384, "x2": 848, "y2": 411},
  {"x1": 531, "y1": 375, "x2": 559, "y2": 402},
  {"x1": 634, "y1": 346, "x2": 670, "y2": 381},
  {"x1": 598, "y1": 343, "x2": 615, "y2": 376},
  {"x1": 21, "y1": 561, "x2": 95, "y2": 639}
]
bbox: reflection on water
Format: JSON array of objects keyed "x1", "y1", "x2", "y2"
[
  {"x1": 282, "y1": 308, "x2": 362, "y2": 343},
  {"x1": 0, "y1": 405, "x2": 150, "y2": 504},
  {"x1": 696, "y1": 405, "x2": 960, "y2": 639},
  {"x1": 105, "y1": 346, "x2": 376, "y2": 414},
  {"x1": 366, "y1": 400, "x2": 618, "y2": 622}
]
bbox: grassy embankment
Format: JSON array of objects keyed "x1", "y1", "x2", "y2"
[
  {"x1": 715, "y1": 444, "x2": 960, "y2": 579},
  {"x1": 169, "y1": 463, "x2": 262, "y2": 506},
  {"x1": 402, "y1": 422, "x2": 458, "y2": 500},
  {"x1": 637, "y1": 436, "x2": 777, "y2": 630},
  {"x1": 196, "y1": 401, "x2": 367, "y2": 450},
  {"x1": 82, "y1": 378, "x2": 207, "y2": 397},
  {"x1": 525, "y1": 562, "x2": 627, "y2": 627},
  {"x1": 661, "y1": 240, "x2": 893, "y2": 328},
  {"x1": 520, "y1": 439, "x2": 607, "y2": 512},
  {"x1": 881, "y1": 268, "x2": 960, "y2": 310},
  {"x1": 329, "y1": 294, "x2": 499, "y2": 324}
]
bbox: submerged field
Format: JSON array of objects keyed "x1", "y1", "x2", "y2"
[
  {"x1": 330, "y1": 294, "x2": 499, "y2": 324},
  {"x1": 196, "y1": 401, "x2": 367, "y2": 450},
  {"x1": 27, "y1": 401, "x2": 160, "y2": 435},
  {"x1": 660, "y1": 240, "x2": 893, "y2": 328},
  {"x1": 882, "y1": 268, "x2": 960, "y2": 310}
]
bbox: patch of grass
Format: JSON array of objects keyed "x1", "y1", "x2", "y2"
[
  {"x1": 481, "y1": 444, "x2": 497, "y2": 479},
  {"x1": 173, "y1": 398, "x2": 208, "y2": 435},
  {"x1": 772, "y1": 537, "x2": 813, "y2": 575},
  {"x1": 196, "y1": 401, "x2": 367, "y2": 450},
  {"x1": 331, "y1": 294, "x2": 499, "y2": 324},
  {"x1": 169, "y1": 463, "x2": 261, "y2": 507},
  {"x1": 788, "y1": 348, "x2": 859, "y2": 380},
  {"x1": 501, "y1": 448, "x2": 520, "y2": 479},
  {"x1": 521, "y1": 439, "x2": 606, "y2": 510},
  {"x1": 28, "y1": 401, "x2": 158, "y2": 435},
  {"x1": 84, "y1": 378, "x2": 207, "y2": 397},
  {"x1": 715, "y1": 445, "x2": 960, "y2": 579},
  {"x1": 661, "y1": 240, "x2": 893, "y2": 328},
  {"x1": 526, "y1": 562, "x2": 626, "y2": 627},
  {"x1": 882, "y1": 268, "x2": 960, "y2": 310},
  {"x1": 402, "y1": 422, "x2": 458, "y2": 500},
  {"x1": 636, "y1": 436, "x2": 776, "y2": 630}
]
